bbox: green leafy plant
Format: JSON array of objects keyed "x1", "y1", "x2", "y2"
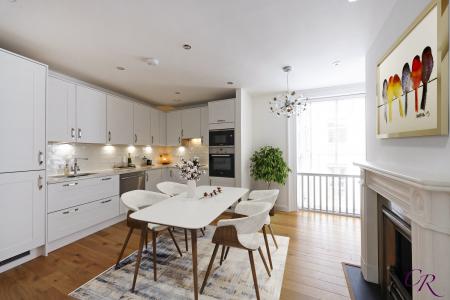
[{"x1": 250, "y1": 146, "x2": 291, "y2": 189}]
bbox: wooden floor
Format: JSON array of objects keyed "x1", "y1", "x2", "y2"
[{"x1": 0, "y1": 211, "x2": 360, "y2": 300}]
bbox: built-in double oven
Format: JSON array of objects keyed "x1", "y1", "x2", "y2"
[{"x1": 209, "y1": 129, "x2": 235, "y2": 178}]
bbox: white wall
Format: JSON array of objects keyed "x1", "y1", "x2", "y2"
[
  {"x1": 366, "y1": 0, "x2": 450, "y2": 174},
  {"x1": 250, "y1": 92, "x2": 291, "y2": 211},
  {"x1": 235, "y1": 88, "x2": 253, "y2": 191}
]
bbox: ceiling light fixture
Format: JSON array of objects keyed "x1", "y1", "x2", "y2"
[
  {"x1": 269, "y1": 66, "x2": 308, "y2": 118},
  {"x1": 116, "y1": 66, "x2": 126, "y2": 71},
  {"x1": 183, "y1": 44, "x2": 192, "y2": 50},
  {"x1": 145, "y1": 57, "x2": 159, "y2": 66},
  {"x1": 332, "y1": 60, "x2": 341, "y2": 67}
]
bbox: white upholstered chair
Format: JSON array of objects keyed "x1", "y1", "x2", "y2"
[
  {"x1": 115, "y1": 190, "x2": 182, "y2": 290},
  {"x1": 200, "y1": 201, "x2": 272, "y2": 300}
]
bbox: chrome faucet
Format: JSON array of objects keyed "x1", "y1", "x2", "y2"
[{"x1": 71, "y1": 157, "x2": 88, "y2": 175}]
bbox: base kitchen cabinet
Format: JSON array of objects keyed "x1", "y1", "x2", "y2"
[
  {"x1": 0, "y1": 171, "x2": 46, "y2": 262},
  {"x1": 47, "y1": 175, "x2": 120, "y2": 248},
  {"x1": 145, "y1": 169, "x2": 163, "y2": 192}
]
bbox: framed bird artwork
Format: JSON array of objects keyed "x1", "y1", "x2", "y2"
[{"x1": 377, "y1": 0, "x2": 448, "y2": 138}]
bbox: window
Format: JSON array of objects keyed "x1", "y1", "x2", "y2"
[{"x1": 297, "y1": 95, "x2": 365, "y2": 175}]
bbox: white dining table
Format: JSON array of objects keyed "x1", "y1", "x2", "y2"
[{"x1": 130, "y1": 185, "x2": 249, "y2": 299}]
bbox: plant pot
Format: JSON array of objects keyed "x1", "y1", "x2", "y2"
[{"x1": 187, "y1": 180, "x2": 197, "y2": 198}]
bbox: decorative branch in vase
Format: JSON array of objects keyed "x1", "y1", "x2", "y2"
[{"x1": 176, "y1": 157, "x2": 205, "y2": 198}]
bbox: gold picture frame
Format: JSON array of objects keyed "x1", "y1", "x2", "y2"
[{"x1": 376, "y1": 0, "x2": 448, "y2": 138}]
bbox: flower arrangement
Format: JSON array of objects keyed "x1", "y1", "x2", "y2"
[{"x1": 176, "y1": 157, "x2": 205, "y2": 181}]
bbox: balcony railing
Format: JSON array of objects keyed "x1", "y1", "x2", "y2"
[{"x1": 298, "y1": 172, "x2": 361, "y2": 217}]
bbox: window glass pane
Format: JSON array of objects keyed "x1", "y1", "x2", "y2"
[{"x1": 297, "y1": 96, "x2": 365, "y2": 175}]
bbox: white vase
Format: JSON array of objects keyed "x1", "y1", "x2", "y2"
[{"x1": 187, "y1": 179, "x2": 197, "y2": 198}]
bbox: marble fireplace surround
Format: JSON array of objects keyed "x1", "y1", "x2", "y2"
[{"x1": 355, "y1": 161, "x2": 450, "y2": 300}]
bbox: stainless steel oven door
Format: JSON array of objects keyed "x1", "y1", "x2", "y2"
[{"x1": 209, "y1": 154, "x2": 235, "y2": 178}]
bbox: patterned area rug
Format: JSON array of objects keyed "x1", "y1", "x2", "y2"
[{"x1": 70, "y1": 226, "x2": 289, "y2": 300}]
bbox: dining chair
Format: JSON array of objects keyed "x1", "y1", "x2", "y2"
[
  {"x1": 200, "y1": 202, "x2": 272, "y2": 300},
  {"x1": 115, "y1": 190, "x2": 183, "y2": 286},
  {"x1": 156, "y1": 181, "x2": 206, "y2": 251}
]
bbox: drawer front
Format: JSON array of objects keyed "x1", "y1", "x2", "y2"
[
  {"x1": 48, "y1": 175, "x2": 119, "y2": 213},
  {"x1": 48, "y1": 196, "x2": 119, "y2": 242}
]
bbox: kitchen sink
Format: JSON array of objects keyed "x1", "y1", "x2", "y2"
[{"x1": 51, "y1": 172, "x2": 97, "y2": 178}]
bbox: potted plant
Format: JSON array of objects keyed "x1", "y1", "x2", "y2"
[
  {"x1": 250, "y1": 146, "x2": 290, "y2": 212},
  {"x1": 176, "y1": 157, "x2": 205, "y2": 198}
]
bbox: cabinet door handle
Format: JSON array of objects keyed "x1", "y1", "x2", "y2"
[
  {"x1": 135, "y1": 134, "x2": 137, "y2": 144},
  {"x1": 181, "y1": 129, "x2": 184, "y2": 137},
  {"x1": 101, "y1": 177, "x2": 112, "y2": 181},
  {"x1": 217, "y1": 119, "x2": 226, "y2": 122},
  {"x1": 145, "y1": 172, "x2": 149, "y2": 182},
  {"x1": 101, "y1": 199, "x2": 112, "y2": 204},
  {"x1": 71, "y1": 128, "x2": 75, "y2": 139},
  {"x1": 152, "y1": 136, "x2": 154, "y2": 144},
  {"x1": 201, "y1": 136, "x2": 203, "y2": 144},
  {"x1": 178, "y1": 137, "x2": 181, "y2": 144},
  {"x1": 78, "y1": 128, "x2": 82, "y2": 139},
  {"x1": 62, "y1": 182, "x2": 78, "y2": 187},
  {"x1": 108, "y1": 131, "x2": 111, "y2": 142},
  {"x1": 37, "y1": 175, "x2": 43, "y2": 190},
  {"x1": 62, "y1": 211, "x2": 70, "y2": 215},
  {"x1": 38, "y1": 151, "x2": 44, "y2": 166}
]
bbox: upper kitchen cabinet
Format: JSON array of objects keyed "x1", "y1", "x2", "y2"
[
  {"x1": 107, "y1": 95, "x2": 133, "y2": 145},
  {"x1": 200, "y1": 106, "x2": 209, "y2": 145},
  {"x1": 47, "y1": 76, "x2": 76, "y2": 143},
  {"x1": 159, "y1": 112, "x2": 167, "y2": 145},
  {"x1": 133, "y1": 103, "x2": 151, "y2": 145},
  {"x1": 0, "y1": 50, "x2": 46, "y2": 173},
  {"x1": 150, "y1": 107, "x2": 160, "y2": 145},
  {"x1": 208, "y1": 98, "x2": 235, "y2": 127},
  {"x1": 76, "y1": 85, "x2": 107, "y2": 144},
  {"x1": 181, "y1": 108, "x2": 201, "y2": 139},
  {"x1": 166, "y1": 110, "x2": 181, "y2": 146}
]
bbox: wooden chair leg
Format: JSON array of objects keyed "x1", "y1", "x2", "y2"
[
  {"x1": 131, "y1": 225, "x2": 147, "y2": 292},
  {"x1": 224, "y1": 246, "x2": 230, "y2": 260},
  {"x1": 248, "y1": 250, "x2": 260, "y2": 300},
  {"x1": 200, "y1": 244, "x2": 220, "y2": 294},
  {"x1": 262, "y1": 225, "x2": 273, "y2": 269},
  {"x1": 152, "y1": 231, "x2": 158, "y2": 281},
  {"x1": 268, "y1": 224, "x2": 278, "y2": 249},
  {"x1": 145, "y1": 229, "x2": 148, "y2": 250},
  {"x1": 168, "y1": 228, "x2": 183, "y2": 257},
  {"x1": 184, "y1": 228, "x2": 189, "y2": 252},
  {"x1": 115, "y1": 227, "x2": 133, "y2": 269},
  {"x1": 258, "y1": 247, "x2": 271, "y2": 277},
  {"x1": 219, "y1": 245, "x2": 225, "y2": 266}
]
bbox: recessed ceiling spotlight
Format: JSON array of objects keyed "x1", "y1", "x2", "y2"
[
  {"x1": 182, "y1": 44, "x2": 192, "y2": 50},
  {"x1": 331, "y1": 60, "x2": 341, "y2": 67},
  {"x1": 227, "y1": 81, "x2": 234, "y2": 85},
  {"x1": 145, "y1": 57, "x2": 159, "y2": 66},
  {"x1": 116, "y1": 66, "x2": 126, "y2": 71},
  {"x1": 348, "y1": 0, "x2": 359, "y2": 2}
]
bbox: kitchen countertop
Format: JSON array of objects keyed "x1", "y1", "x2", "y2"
[{"x1": 47, "y1": 164, "x2": 208, "y2": 184}]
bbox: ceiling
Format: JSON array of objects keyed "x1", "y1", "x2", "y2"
[{"x1": 0, "y1": 0, "x2": 396, "y2": 106}]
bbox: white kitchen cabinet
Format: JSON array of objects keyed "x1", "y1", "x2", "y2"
[
  {"x1": 76, "y1": 85, "x2": 107, "y2": 144},
  {"x1": 0, "y1": 50, "x2": 46, "y2": 173},
  {"x1": 47, "y1": 175, "x2": 119, "y2": 213},
  {"x1": 208, "y1": 99, "x2": 235, "y2": 125},
  {"x1": 145, "y1": 169, "x2": 163, "y2": 192},
  {"x1": 107, "y1": 95, "x2": 133, "y2": 145},
  {"x1": 200, "y1": 106, "x2": 209, "y2": 145},
  {"x1": 133, "y1": 103, "x2": 151, "y2": 145},
  {"x1": 0, "y1": 171, "x2": 45, "y2": 262},
  {"x1": 166, "y1": 111, "x2": 182, "y2": 146},
  {"x1": 150, "y1": 107, "x2": 160, "y2": 145},
  {"x1": 48, "y1": 196, "x2": 119, "y2": 242},
  {"x1": 209, "y1": 177, "x2": 235, "y2": 187},
  {"x1": 159, "y1": 112, "x2": 167, "y2": 145},
  {"x1": 47, "y1": 76, "x2": 77, "y2": 143},
  {"x1": 164, "y1": 168, "x2": 184, "y2": 183},
  {"x1": 181, "y1": 108, "x2": 201, "y2": 139}
]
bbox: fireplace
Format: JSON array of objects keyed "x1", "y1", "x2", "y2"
[{"x1": 378, "y1": 195, "x2": 412, "y2": 300}]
